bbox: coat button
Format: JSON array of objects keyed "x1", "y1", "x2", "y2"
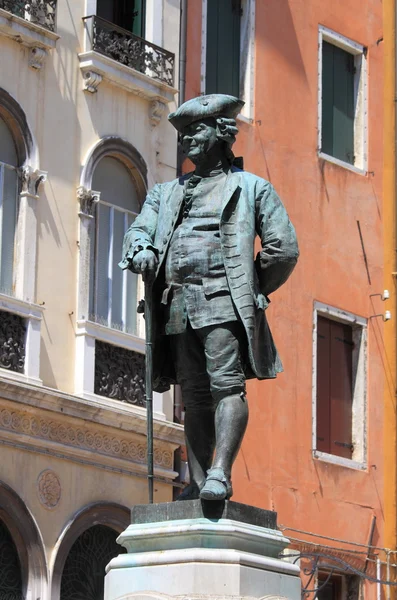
[{"x1": 163, "y1": 238, "x2": 167, "y2": 244}]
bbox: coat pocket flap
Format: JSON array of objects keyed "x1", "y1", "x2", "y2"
[{"x1": 202, "y1": 276, "x2": 230, "y2": 297}]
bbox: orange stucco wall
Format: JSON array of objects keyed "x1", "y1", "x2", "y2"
[{"x1": 186, "y1": 0, "x2": 386, "y2": 561}]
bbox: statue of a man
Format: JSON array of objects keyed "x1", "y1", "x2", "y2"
[{"x1": 120, "y1": 94, "x2": 299, "y2": 501}]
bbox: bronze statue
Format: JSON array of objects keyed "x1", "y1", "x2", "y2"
[{"x1": 120, "y1": 94, "x2": 299, "y2": 501}]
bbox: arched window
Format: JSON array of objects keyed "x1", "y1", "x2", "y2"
[
  {"x1": 0, "y1": 519, "x2": 23, "y2": 600},
  {"x1": 60, "y1": 524, "x2": 126, "y2": 600},
  {"x1": 91, "y1": 155, "x2": 142, "y2": 335},
  {"x1": 0, "y1": 115, "x2": 19, "y2": 296}
]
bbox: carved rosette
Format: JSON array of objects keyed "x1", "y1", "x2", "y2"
[
  {"x1": 77, "y1": 186, "x2": 100, "y2": 218},
  {"x1": 37, "y1": 469, "x2": 61, "y2": 509},
  {"x1": 94, "y1": 341, "x2": 145, "y2": 407},
  {"x1": 0, "y1": 311, "x2": 26, "y2": 373},
  {"x1": 20, "y1": 165, "x2": 47, "y2": 197}
]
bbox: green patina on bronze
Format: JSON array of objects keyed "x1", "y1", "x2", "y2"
[{"x1": 119, "y1": 94, "x2": 299, "y2": 502}]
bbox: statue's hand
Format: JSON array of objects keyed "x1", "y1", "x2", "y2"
[{"x1": 132, "y1": 249, "x2": 158, "y2": 282}]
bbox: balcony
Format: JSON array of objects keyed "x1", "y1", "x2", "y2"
[
  {"x1": 79, "y1": 15, "x2": 177, "y2": 105},
  {"x1": 0, "y1": 0, "x2": 57, "y2": 31},
  {"x1": 0, "y1": 0, "x2": 59, "y2": 62}
]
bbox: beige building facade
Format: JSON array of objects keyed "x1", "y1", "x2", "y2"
[{"x1": 0, "y1": 1, "x2": 184, "y2": 598}]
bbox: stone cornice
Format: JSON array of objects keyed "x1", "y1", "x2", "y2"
[{"x1": 0, "y1": 376, "x2": 184, "y2": 447}]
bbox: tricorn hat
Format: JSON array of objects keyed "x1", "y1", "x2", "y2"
[{"x1": 168, "y1": 94, "x2": 244, "y2": 132}]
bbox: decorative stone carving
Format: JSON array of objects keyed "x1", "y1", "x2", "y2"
[
  {"x1": 0, "y1": 311, "x2": 26, "y2": 373},
  {"x1": 150, "y1": 99, "x2": 166, "y2": 127},
  {"x1": 20, "y1": 165, "x2": 47, "y2": 197},
  {"x1": 77, "y1": 186, "x2": 100, "y2": 217},
  {"x1": 83, "y1": 70, "x2": 103, "y2": 93},
  {"x1": 37, "y1": 469, "x2": 61, "y2": 509},
  {"x1": 95, "y1": 341, "x2": 145, "y2": 407},
  {"x1": 0, "y1": 407, "x2": 173, "y2": 468},
  {"x1": 29, "y1": 47, "x2": 47, "y2": 69}
]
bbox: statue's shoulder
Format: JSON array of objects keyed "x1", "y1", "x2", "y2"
[
  {"x1": 151, "y1": 172, "x2": 191, "y2": 193},
  {"x1": 231, "y1": 167, "x2": 271, "y2": 190}
]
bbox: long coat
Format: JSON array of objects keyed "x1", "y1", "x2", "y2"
[{"x1": 120, "y1": 167, "x2": 299, "y2": 391}]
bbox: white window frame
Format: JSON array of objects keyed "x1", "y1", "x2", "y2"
[
  {"x1": 92, "y1": 197, "x2": 143, "y2": 335},
  {"x1": 0, "y1": 94, "x2": 46, "y2": 387},
  {"x1": 75, "y1": 138, "x2": 173, "y2": 422},
  {"x1": 0, "y1": 294, "x2": 44, "y2": 385},
  {"x1": 318, "y1": 26, "x2": 368, "y2": 174},
  {"x1": 312, "y1": 301, "x2": 367, "y2": 470},
  {"x1": 200, "y1": 0, "x2": 255, "y2": 121}
]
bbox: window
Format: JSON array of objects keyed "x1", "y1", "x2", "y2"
[
  {"x1": 202, "y1": 0, "x2": 255, "y2": 119},
  {"x1": 205, "y1": 0, "x2": 241, "y2": 97},
  {"x1": 91, "y1": 156, "x2": 141, "y2": 336},
  {"x1": 0, "y1": 115, "x2": 19, "y2": 296},
  {"x1": 0, "y1": 519, "x2": 24, "y2": 599},
  {"x1": 318, "y1": 27, "x2": 367, "y2": 172},
  {"x1": 60, "y1": 525, "x2": 126, "y2": 600},
  {"x1": 313, "y1": 302, "x2": 367, "y2": 468},
  {"x1": 317, "y1": 571, "x2": 360, "y2": 600},
  {"x1": 96, "y1": 0, "x2": 146, "y2": 37}
]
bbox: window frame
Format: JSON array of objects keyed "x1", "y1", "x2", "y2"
[
  {"x1": 312, "y1": 301, "x2": 367, "y2": 470},
  {"x1": 318, "y1": 26, "x2": 368, "y2": 174},
  {"x1": 0, "y1": 89, "x2": 46, "y2": 387}
]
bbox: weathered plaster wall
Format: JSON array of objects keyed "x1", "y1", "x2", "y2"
[{"x1": 185, "y1": 0, "x2": 385, "y2": 557}]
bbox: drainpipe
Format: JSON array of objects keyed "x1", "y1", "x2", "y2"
[
  {"x1": 177, "y1": 0, "x2": 187, "y2": 177},
  {"x1": 384, "y1": 0, "x2": 397, "y2": 576}
]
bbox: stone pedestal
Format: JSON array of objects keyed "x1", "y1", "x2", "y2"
[{"x1": 105, "y1": 500, "x2": 301, "y2": 600}]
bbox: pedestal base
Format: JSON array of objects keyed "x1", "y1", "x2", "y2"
[{"x1": 105, "y1": 500, "x2": 301, "y2": 600}]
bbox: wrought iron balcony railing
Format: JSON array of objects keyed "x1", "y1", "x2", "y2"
[
  {"x1": 0, "y1": 0, "x2": 57, "y2": 32},
  {"x1": 83, "y1": 15, "x2": 175, "y2": 87}
]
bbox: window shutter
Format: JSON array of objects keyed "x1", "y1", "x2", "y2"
[
  {"x1": 321, "y1": 41, "x2": 354, "y2": 164},
  {"x1": 0, "y1": 167, "x2": 18, "y2": 295},
  {"x1": 329, "y1": 320, "x2": 353, "y2": 459},
  {"x1": 316, "y1": 316, "x2": 331, "y2": 454},
  {"x1": 132, "y1": 0, "x2": 145, "y2": 37},
  {"x1": 95, "y1": 203, "x2": 111, "y2": 324},
  {"x1": 111, "y1": 209, "x2": 125, "y2": 328},
  {"x1": 332, "y1": 46, "x2": 354, "y2": 164},
  {"x1": 206, "y1": 0, "x2": 241, "y2": 96}
]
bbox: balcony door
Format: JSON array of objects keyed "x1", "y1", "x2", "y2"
[{"x1": 97, "y1": 0, "x2": 146, "y2": 37}]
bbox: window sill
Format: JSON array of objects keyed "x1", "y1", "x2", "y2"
[
  {"x1": 0, "y1": 293, "x2": 43, "y2": 385},
  {"x1": 78, "y1": 50, "x2": 178, "y2": 103},
  {"x1": 76, "y1": 318, "x2": 145, "y2": 354},
  {"x1": 313, "y1": 450, "x2": 367, "y2": 471},
  {"x1": 0, "y1": 8, "x2": 59, "y2": 50},
  {"x1": 75, "y1": 320, "x2": 173, "y2": 422},
  {"x1": 318, "y1": 152, "x2": 367, "y2": 176}
]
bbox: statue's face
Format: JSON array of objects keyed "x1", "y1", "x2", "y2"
[{"x1": 180, "y1": 118, "x2": 219, "y2": 163}]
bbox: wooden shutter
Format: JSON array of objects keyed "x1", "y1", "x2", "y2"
[
  {"x1": 316, "y1": 316, "x2": 353, "y2": 459},
  {"x1": 329, "y1": 320, "x2": 353, "y2": 458},
  {"x1": 321, "y1": 41, "x2": 355, "y2": 164},
  {"x1": 316, "y1": 316, "x2": 331, "y2": 454},
  {"x1": 206, "y1": 0, "x2": 241, "y2": 96}
]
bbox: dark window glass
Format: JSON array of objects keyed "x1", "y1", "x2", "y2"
[
  {"x1": 321, "y1": 41, "x2": 355, "y2": 164},
  {"x1": 206, "y1": 0, "x2": 241, "y2": 96},
  {"x1": 316, "y1": 316, "x2": 353, "y2": 459}
]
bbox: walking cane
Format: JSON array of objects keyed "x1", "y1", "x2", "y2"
[{"x1": 144, "y1": 280, "x2": 154, "y2": 504}]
